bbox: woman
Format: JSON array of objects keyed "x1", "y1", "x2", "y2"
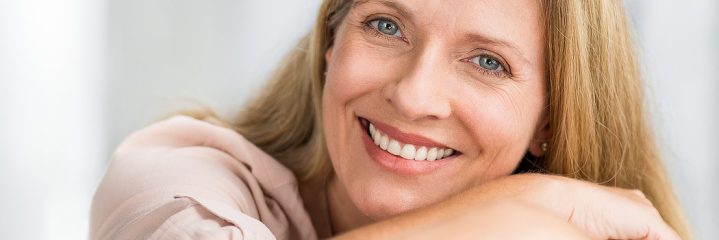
[{"x1": 91, "y1": 0, "x2": 691, "y2": 239}]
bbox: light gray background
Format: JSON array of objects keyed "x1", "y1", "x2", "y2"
[{"x1": 0, "y1": 0, "x2": 716, "y2": 239}]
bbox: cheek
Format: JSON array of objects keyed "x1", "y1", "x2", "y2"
[
  {"x1": 324, "y1": 41, "x2": 406, "y2": 103},
  {"x1": 322, "y1": 43, "x2": 378, "y2": 146},
  {"x1": 454, "y1": 84, "x2": 543, "y2": 177},
  {"x1": 322, "y1": 39, "x2": 402, "y2": 172}
]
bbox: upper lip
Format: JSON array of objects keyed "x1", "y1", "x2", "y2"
[{"x1": 361, "y1": 117, "x2": 455, "y2": 150}]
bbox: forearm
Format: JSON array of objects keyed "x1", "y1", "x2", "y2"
[
  {"x1": 332, "y1": 174, "x2": 585, "y2": 239},
  {"x1": 333, "y1": 198, "x2": 585, "y2": 239}
]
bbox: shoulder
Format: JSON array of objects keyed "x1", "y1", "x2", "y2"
[
  {"x1": 114, "y1": 115, "x2": 252, "y2": 157},
  {"x1": 114, "y1": 115, "x2": 295, "y2": 183},
  {"x1": 91, "y1": 115, "x2": 316, "y2": 240}
]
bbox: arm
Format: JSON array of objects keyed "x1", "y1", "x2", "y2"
[
  {"x1": 334, "y1": 197, "x2": 587, "y2": 240},
  {"x1": 335, "y1": 174, "x2": 680, "y2": 240}
]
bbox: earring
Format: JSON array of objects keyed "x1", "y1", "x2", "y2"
[{"x1": 541, "y1": 142, "x2": 548, "y2": 153}]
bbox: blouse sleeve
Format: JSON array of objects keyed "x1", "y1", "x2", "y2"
[{"x1": 90, "y1": 116, "x2": 317, "y2": 240}]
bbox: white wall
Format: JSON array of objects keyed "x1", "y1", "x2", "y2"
[
  {"x1": 0, "y1": 0, "x2": 106, "y2": 239},
  {"x1": 628, "y1": 0, "x2": 719, "y2": 238},
  {"x1": 105, "y1": 0, "x2": 324, "y2": 149}
]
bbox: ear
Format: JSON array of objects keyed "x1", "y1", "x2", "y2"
[{"x1": 528, "y1": 112, "x2": 550, "y2": 157}]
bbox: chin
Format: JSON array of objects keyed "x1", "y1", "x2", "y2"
[
  {"x1": 350, "y1": 183, "x2": 441, "y2": 220},
  {"x1": 356, "y1": 198, "x2": 417, "y2": 220}
]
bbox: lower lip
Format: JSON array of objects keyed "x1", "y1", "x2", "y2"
[{"x1": 359, "y1": 119, "x2": 455, "y2": 175}]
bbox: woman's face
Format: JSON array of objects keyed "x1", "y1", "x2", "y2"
[{"x1": 323, "y1": 0, "x2": 547, "y2": 220}]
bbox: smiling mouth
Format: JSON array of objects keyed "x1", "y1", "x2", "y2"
[{"x1": 358, "y1": 117, "x2": 460, "y2": 161}]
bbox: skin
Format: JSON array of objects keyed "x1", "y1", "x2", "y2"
[
  {"x1": 321, "y1": 0, "x2": 549, "y2": 232},
  {"x1": 331, "y1": 175, "x2": 590, "y2": 240}
]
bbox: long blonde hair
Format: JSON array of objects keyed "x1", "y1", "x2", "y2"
[{"x1": 185, "y1": 0, "x2": 690, "y2": 238}]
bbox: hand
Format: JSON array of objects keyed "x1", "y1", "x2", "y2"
[{"x1": 506, "y1": 174, "x2": 681, "y2": 240}]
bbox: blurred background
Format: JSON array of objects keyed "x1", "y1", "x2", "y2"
[{"x1": 0, "y1": 0, "x2": 716, "y2": 239}]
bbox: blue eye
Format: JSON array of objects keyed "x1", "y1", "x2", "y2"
[
  {"x1": 471, "y1": 55, "x2": 504, "y2": 71},
  {"x1": 369, "y1": 19, "x2": 402, "y2": 37}
]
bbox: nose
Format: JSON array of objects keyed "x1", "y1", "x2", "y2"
[{"x1": 382, "y1": 43, "x2": 452, "y2": 121}]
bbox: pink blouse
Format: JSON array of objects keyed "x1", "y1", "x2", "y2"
[{"x1": 90, "y1": 116, "x2": 319, "y2": 239}]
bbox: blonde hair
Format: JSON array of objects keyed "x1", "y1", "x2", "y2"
[{"x1": 185, "y1": 0, "x2": 690, "y2": 238}]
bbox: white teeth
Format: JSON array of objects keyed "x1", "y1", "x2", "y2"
[
  {"x1": 379, "y1": 134, "x2": 389, "y2": 150},
  {"x1": 372, "y1": 127, "x2": 381, "y2": 145},
  {"x1": 414, "y1": 146, "x2": 427, "y2": 161},
  {"x1": 387, "y1": 140, "x2": 401, "y2": 155},
  {"x1": 426, "y1": 148, "x2": 438, "y2": 161},
  {"x1": 367, "y1": 122, "x2": 455, "y2": 161},
  {"x1": 400, "y1": 144, "x2": 416, "y2": 160},
  {"x1": 444, "y1": 149, "x2": 453, "y2": 157}
]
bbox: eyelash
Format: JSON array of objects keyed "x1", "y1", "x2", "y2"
[
  {"x1": 361, "y1": 17, "x2": 408, "y2": 42},
  {"x1": 361, "y1": 17, "x2": 512, "y2": 79},
  {"x1": 462, "y1": 56, "x2": 512, "y2": 78}
]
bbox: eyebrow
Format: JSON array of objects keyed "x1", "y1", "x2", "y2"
[
  {"x1": 352, "y1": 0, "x2": 414, "y2": 21},
  {"x1": 464, "y1": 34, "x2": 532, "y2": 65}
]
